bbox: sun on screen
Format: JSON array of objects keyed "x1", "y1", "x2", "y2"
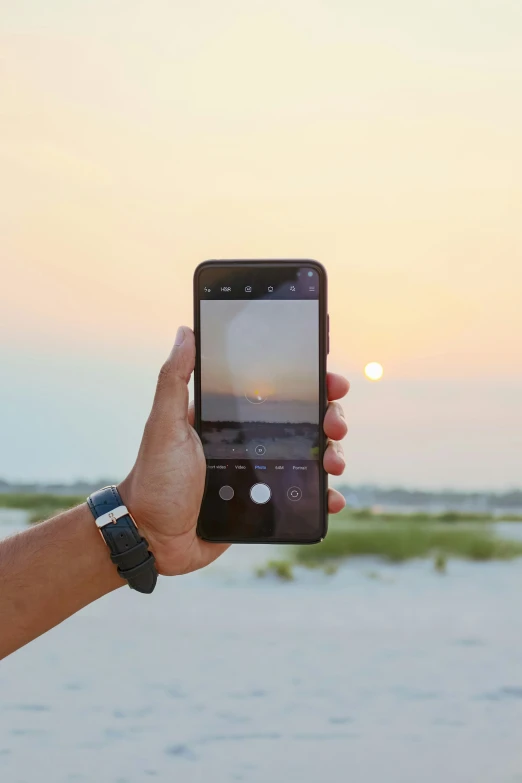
[{"x1": 364, "y1": 362, "x2": 384, "y2": 381}]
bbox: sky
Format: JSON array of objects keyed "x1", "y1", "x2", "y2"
[{"x1": 1, "y1": 0, "x2": 521, "y2": 489}]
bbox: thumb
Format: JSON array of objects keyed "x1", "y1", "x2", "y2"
[{"x1": 152, "y1": 326, "x2": 195, "y2": 424}]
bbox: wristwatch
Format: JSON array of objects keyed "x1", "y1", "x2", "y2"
[{"x1": 87, "y1": 485, "x2": 158, "y2": 594}]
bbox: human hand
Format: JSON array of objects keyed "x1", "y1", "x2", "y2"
[{"x1": 119, "y1": 326, "x2": 349, "y2": 576}]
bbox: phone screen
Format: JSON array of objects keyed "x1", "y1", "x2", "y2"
[{"x1": 194, "y1": 261, "x2": 327, "y2": 543}]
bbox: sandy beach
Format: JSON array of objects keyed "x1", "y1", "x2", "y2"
[{"x1": 1, "y1": 509, "x2": 522, "y2": 782}]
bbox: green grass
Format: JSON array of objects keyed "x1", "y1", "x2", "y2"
[
  {"x1": 0, "y1": 493, "x2": 85, "y2": 510},
  {"x1": 344, "y1": 508, "x2": 520, "y2": 523},
  {"x1": 254, "y1": 508, "x2": 522, "y2": 579},
  {"x1": 255, "y1": 558, "x2": 340, "y2": 581},
  {"x1": 0, "y1": 493, "x2": 84, "y2": 524},
  {"x1": 294, "y1": 522, "x2": 522, "y2": 566},
  {"x1": 256, "y1": 560, "x2": 295, "y2": 581},
  {"x1": 2, "y1": 491, "x2": 522, "y2": 566},
  {"x1": 433, "y1": 551, "x2": 448, "y2": 573}
]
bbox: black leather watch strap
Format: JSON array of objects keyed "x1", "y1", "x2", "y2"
[{"x1": 87, "y1": 486, "x2": 158, "y2": 594}]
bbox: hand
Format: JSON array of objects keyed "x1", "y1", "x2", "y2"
[{"x1": 119, "y1": 326, "x2": 350, "y2": 576}]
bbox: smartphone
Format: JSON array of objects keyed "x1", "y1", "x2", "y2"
[{"x1": 194, "y1": 259, "x2": 328, "y2": 544}]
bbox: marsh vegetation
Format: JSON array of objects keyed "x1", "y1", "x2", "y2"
[
  {"x1": 2, "y1": 495, "x2": 522, "y2": 578},
  {"x1": 0, "y1": 493, "x2": 85, "y2": 524},
  {"x1": 255, "y1": 508, "x2": 522, "y2": 581}
]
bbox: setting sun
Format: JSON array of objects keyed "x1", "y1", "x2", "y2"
[{"x1": 364, "y1": 362, "x2": 384, "y2": 382}]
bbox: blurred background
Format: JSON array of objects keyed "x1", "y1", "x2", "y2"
[{"x1": 1, "y1": 2, "x2": 522, "y2": 782}]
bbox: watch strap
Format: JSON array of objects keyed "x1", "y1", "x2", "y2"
[{"x1": 87, "y1": 486, "x2": 158, "y2": 594}]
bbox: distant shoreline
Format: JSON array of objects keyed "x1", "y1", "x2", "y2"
[{"x1": 0, "y1": 480, "x2": 521, "y2": 515}]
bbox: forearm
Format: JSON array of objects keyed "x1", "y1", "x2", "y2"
[{"x1": 0, "y1": 503, "x2": 122, "y2": 659}]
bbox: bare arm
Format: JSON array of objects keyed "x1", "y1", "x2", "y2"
[
  {"x1": 0, "y1": 326, "x2": 349, "y2": 659},
  {"x1": 0, "y1": 504, "x2": 121, "y2": 658}
]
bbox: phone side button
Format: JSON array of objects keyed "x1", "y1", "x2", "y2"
[{"x1": 327, "y1": 314, "x2": 330, "y2": 354}]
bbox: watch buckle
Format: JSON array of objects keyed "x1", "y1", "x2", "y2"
[{"x1": 95, "y1": 504, "x2": 131, "y2": 529}]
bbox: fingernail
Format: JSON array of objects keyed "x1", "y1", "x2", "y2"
[{"x1": 174, "y1": 326, "x2": 186, "y2": 346}]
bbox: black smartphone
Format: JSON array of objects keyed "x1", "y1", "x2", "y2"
[{"x1": 194, "y1": 259, "x2": 328, "y2": 544}]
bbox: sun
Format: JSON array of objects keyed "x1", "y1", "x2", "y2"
[{"x1": 364, "y1": 362, "x2": 384, "y2": 381}]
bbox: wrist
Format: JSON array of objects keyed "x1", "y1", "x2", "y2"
[
  {"x1": 78, "y1": 503, "x2": 124, "y2": 594},
  {"x1": 116, "y1": 477, "x2": 166, "y2": 574}
]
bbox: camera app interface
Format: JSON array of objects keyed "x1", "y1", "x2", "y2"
[{"x1": 197, "y1": 265, "x2": 323, "y2": 542}]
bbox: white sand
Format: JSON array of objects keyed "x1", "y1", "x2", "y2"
[{"x1": 1, "y1": 512, "x2": 522, "y2": 782}]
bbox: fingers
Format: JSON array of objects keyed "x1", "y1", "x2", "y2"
[
  {"x1": 324, "y1": 400, "x2": 347, "y2": 441},
  {"x1": 189, "y1": 392, "x2": 347, "y2": 513},
  {"x1": 324, "y1": 439, "x2": 345, "y2": 476},
  {"x1": 328, "y1": 488, "x2": 346, "y2": 514},
  {"x1": 188, "y1": 400, "x2": 195, "y2": 427},
  {"x1": 152, "y1": 326, "x2": 195, "y2": 424},
  {"x1": 327, "y1": 372, "x2": 350, "y2": 402}
]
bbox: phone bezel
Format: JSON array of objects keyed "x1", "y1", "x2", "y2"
[{"x1": 193, "y1": 259, "x2": 328, "y2": 544}]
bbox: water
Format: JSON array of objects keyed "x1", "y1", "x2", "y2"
[{"x1": 2, "y1": 512, "x2": 522, "y2": 782}]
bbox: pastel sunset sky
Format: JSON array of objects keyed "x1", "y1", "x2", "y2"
[{"x1": 1, "y1": 1, "x2": 521, "y2": 488}]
